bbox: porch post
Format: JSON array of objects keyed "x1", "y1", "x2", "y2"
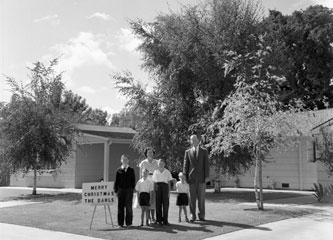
[{"x1": 104, "y1": 139, "x2": 111, "y2": 181}]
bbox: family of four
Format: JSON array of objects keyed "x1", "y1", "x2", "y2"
[{"x1": 113, "y1": 134, "x2": 209, "y2": 228}]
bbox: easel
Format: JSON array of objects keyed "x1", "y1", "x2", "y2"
[
  {"x1": 82, "y1": 181, "x2": 115, "y2": 230},
  {"x1": 90, "y1": 204, "x2": 114, "y2": 229}
]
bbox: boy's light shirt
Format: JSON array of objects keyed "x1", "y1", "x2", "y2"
[
  {"x1": 152, "y1": 168, "x2": 173, "y2": 183},
  {"x1": 176, "y1": 181, "x2": 190, "y2": 193},
  {"x1": 135, "y1": 178, "x2": 154, "y2": 192}
]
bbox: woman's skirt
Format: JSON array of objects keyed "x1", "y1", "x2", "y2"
[
  {"x1": 139, "y1": 192, "x2": 150, "y2": 207},
  {"x1": 147, "y1": 175, "x2": 156, "y2": 210},
  {"x1": 176, "y1": 193, "x2": 188, "y2": 206},
  {"x1": 149, "y1": 190, "x2": 156, "y2": 209}
]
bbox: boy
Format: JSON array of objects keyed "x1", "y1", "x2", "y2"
[
  {"x1": 114, "y1": 154, "x2": 136, "y2": 227},
  {"x1": 152, "y1": 159, "x2": 173, "y2": 225},
  {"x1": 135, "y1": 168, "x2": 154, "y2": 226},
  {"x1": 176, "y1": 172, "x2": 190, "y2": 223}
]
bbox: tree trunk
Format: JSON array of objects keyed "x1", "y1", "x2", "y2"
[
  {"x1": 32, "y1": 168, "x2": 37, "y2": 195},
  {"x1": 254, "y1": 152, "x2": 264, "y2": 210},
  {"x1": 254, "y1": 155, "x2": 259, "y2": 207},
  {"x1": 32, "y1": 153, "x2": 38, "y2": 195},
  {"x1": 214, "y1": 166, "x2": 221, "y2": 193},
  {"x1": 258, "y1": 153, "x2": 264, "y2": 210}
]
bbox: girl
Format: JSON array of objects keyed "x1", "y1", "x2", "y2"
[
  {"x1": 176, "y1": 172, "x2": 190, "y2": 223},
  {"x1": 135, "y1": 168, "x2": 154, "y2": 226}
]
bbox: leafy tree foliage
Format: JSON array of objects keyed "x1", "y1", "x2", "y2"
[
  {"x1": 110, "y1": 113, "x2": 120, "y2": 127},
  {"x1": 131, "y1": 0, "x2": 262, "y2": 111},
  {"x1": 0, "y1": 59, "x2": 78, "y2": 194},
  {"x1": 208, "y1": 45, "x2": 306, "y2": 209},
  {"x1": 113, "y1": 71, "x2": 187, "y2": 171},
  {"x1": 110, "y1": 108, "x2": 140, "y2": 129},
  {"x1": 260, "y1": 5, "x2": 333, "y2": 108},
  {"x1": 114, "y1": 1, "x2": 333, "y2": 181},
  {"x1": 61, "y1": 90, "x2": 108, "y2": 125},
  {"x1": 114, "y1": 0, "x2": 263, "y2": 171},
  {"x1": 314, "y1": 126, "x2": 333, "y2": 173}
]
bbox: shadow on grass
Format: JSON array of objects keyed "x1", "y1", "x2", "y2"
[
  {"x1": 244, "y1": 207, "x2": 317, "y2": 218},
  {"x1": 97, "y1": 223, "x2": 209, "y2": 234},
  {"x1": 197, "y1": 220, "x2": 270, "y2": 231},
  {"x1": 206, "y1": 191, "x2": 310, "y2": 203},
  {"x1": 3, "y1": 193, "x2": 81, "y2": 203},
  {"x1": 95, "y1": 219, "x2": 271, "y2": 233}
]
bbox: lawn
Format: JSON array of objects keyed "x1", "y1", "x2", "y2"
[{"x1": 0, "y1": 188, "x2": 321, "y2": 240}]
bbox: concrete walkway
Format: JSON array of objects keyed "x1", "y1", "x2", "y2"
[
  {"x1": 0, "y1": 223, "x2": 104, "y2": 240},
  {"x1": 0, "y1": 187, "x2": 105, "y2": 240}
]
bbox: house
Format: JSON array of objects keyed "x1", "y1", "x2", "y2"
[
  {"x1": 214, "y1": 108, "x2": 333, "y2": 190},
  {"x1": 10, "y1": 124, "x2": 140, "y2": 188}
]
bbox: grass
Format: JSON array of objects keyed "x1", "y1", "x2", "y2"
[{"x1": 0, "y1": 188, "x2": 321, "y2": 240}]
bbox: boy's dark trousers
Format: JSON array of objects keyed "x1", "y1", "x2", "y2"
[
  {"x1": 155, "y1": 182, "x2": 169, "y2": 224},
  {"x1": 117, "y1": 188, "x2": 134, "y2": 226}
]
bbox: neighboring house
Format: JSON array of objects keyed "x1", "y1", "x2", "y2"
[
  {"x1": 10, "y1": 124, "x2": 140, "y2": 188},
  {"x1": 212, "y1": 108, "x2": 333, "y2": 191}
]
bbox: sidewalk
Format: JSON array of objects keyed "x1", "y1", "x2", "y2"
[
  {"x1": 0, "y1": 187, "x2": 105, "y2": 240},
  {"x1": 0, "y1": 223, "x2": 104, "y2": 240}
]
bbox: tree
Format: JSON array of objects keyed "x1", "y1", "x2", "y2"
[
  {"x1": 260, "y1": 5, "x2": 333, "y2": 108},
  {"x1": 314, "y1": 125, "x2": 333, "y2": 173},
  {"x1": 113, "y1": 71, "x2": 187, "y2": 171},
  {"x1": 113, "y1": 0, "x2": 263, "y2": 171},
  {"x1": 208, "y1": 44, "x2": 306, "y2": 209},
  {"x1": 110, "y1": 113, "x2": 120, "y2": 127},
  {"x1": 110, "y1": 108, "x2": 140, "y2": 129},
  {"x1": 131, "y1": 0, "x2": 262, "y2": 111},
  {"x1": 61, "y1": 90, "x2": 108, "y2": 125},
  {"x1": 0, "y1": 59, "x2": 78, "y2": 194}
]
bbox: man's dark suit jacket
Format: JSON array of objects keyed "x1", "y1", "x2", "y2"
[{"x1": 183, "y1": 147, "x2": 209, "y2": 184}]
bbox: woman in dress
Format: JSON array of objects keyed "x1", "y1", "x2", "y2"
[{"x1": 139, "y1": 147, "x2": 159, "y2": 223}]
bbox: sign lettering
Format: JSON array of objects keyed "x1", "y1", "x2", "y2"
[{"x1": 82, "y1": 182, "x2": 115, "y2": 205}]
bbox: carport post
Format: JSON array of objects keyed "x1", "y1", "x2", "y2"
[{"x1": 104, "y1": 139, "x2": 111, "y2": 181}]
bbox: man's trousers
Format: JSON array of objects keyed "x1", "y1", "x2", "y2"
[
  {"x1": 117, "y1": 188, "x2": 133, "y2": 226},
  {"x1": 155, "y1": 182, "x2": 169, "y2": 224},
  {"x1": 189, "y1": 179, "x2": 206, "y2": 220}
]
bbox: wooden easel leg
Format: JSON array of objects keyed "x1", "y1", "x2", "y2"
[
  {"x1": 104, "y1": 205, "x2": 108, "y2": 224},
  {"x1": 107, "y1": 205, "x2": 114, "y2": 227},
  {"x1": 89, "y1": 206, "x2": 97, "y2": 230}
]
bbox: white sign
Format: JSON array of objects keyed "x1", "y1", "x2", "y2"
[{"x1": 82, "y1": 182, "x2": 115, "y2": 205}]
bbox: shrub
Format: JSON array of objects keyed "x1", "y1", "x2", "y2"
[
  {"x1": 327, "y1": 184, "x2": 333, "y2": 194},
  {"x1": 312, "y1": 183, "x2": 326, "y2": 202}
]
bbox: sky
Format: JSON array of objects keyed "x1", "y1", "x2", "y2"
[{"x1": 1, "y1": 0, "x2": 333, "y2": 119}]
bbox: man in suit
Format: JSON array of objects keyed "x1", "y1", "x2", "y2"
[{"x1": 183, "y1": 134, "x2": 209, "y2": 221}]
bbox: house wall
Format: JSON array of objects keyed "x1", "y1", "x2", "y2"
[
  {"x1": 317, "y1": 162, "x2": 333, "y2": 188},
  {"x1": 74, "y1": 143, "x2": 104, "y2": 188},
  {"x1": 212, "y1": 137, "x2": 318, "y2": 190},
  {"x1": 74, "y1": 142, "x2": 140, "y2": 188},
  {"x1": 313, "y1": 126, "x2": 333, "y2": 188},
  {"x1": 10, "y1": 150, "x2": 76, "y2": 188}
]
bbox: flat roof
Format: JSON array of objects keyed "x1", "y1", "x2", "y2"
[
  {"x1": 77, "y1": 124, "x2": 136, "y2": 139},
  {"x1": 77, "y1": 124, "x2": 136, "y2": 134}
]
